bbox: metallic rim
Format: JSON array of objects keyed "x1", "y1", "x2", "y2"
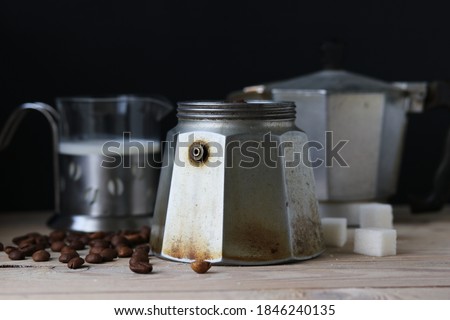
[{"x1": 177, "y1": 100, "x2": 296, "y2": 120}]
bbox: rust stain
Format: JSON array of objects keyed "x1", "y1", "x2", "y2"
[{"x1": 163, "y1": 234, "x2": 221, "y2": 262}]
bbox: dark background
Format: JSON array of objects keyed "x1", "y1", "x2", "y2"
[{"x1": 0, "y1": 0, "x2": 449, "y2": 212}]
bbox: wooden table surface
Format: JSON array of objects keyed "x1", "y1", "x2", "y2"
[{"x1": 0, "y1": 208, "x2": 449, "y2": 300}]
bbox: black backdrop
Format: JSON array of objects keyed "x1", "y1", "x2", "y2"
[{"x1": 1, "y1": 0, "x2": 449, "y2": 211}]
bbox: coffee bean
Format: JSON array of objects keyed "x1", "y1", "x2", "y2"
[
  {"x1": 66, "y1": 231, "x2": 84, "y2": 240},
  {"x1": 88, "y1": 231, "x2": 106, "y2": 240},
  {"x1": 134, "y1": 244, "x2": 150, "y2": 254},
  {"x1": 85, "y1": 253, "x2": 103, "y2": 264},
  {"x1": 79, "y1": 235, "x2": 91, "y2": 246},
  {"x1": 120, "y1": 230, "x2": 136, "y2": 236},
  {"x1": 35, "y1": 242, "x2": 48, "y2": 251},
  {"x1": 117, "y1": 246, "x2": 133, "y2": 258},
  {"x1": 89, "y1": 239, "x2": 110, "y2": 248},
  {"x1": 49, "y1": 230, "x2": 66, "y2": 242},
  {"x1": 4, "y1": 246, "x2": 17, "y2": 254},
  {"x1": 89, "y1": 246, "x2": 104, "y2": 255},
  {"x1": 68, "y1": 240, "x2": 85, "y2": 250},
  {"x1": 25, "y1": 242, "x2": 47, "y2": 251},
  {"x1": 100, "y1": 248, "x2": 118, "y2": 262},
  {"x1": 19, "y1": 244, "x2": 37, "y2": 256},
  {"x1": 18, "y1": 238, "x2": 36, "y2": 246},
  {"x1": 59, "y1": 251, "x2": 79, "y2": 263},
  {"x1": 32, "y1": 250, "x2": 50, "y2": 262},
  {"x1": 60, "y1": 246, "x2": 76, "y2": 254},
  {"x1": 129, "y1": 261, "x2": 153, "y2": 274},
  {"x1": 132, "y1": 249, "x2": 149, "y2": 259},
  {"x1": 51, "y1": 241, "x2": 66, "y2": 252},
  {"x1": 132, "y1": 248, "x2": 149, "y2": 257},
  {"x1": 103, "y1": 232, "x2": 115, "y2": 242},
  {"x1": 0, "y1": 242, "x2": 3, "y2": 251},
  {"x1": 191, "y1": 260, "x2": 211, "y2": 274},
  {"x1": 129, "y1": 255, "x2": 149, "y2": 265},
  {"x1": 8, "y1": 250, "x2": 25, "y2": 260},
  {"x1": 12, "y1": 234, "x2": 30, "y2": 245},
  {"x1": 35, "y1": 235, "x2": 50, "y2": 248},
  {"x1": 111, "y1": 235, "x2": 129, "y2": 247},
  {"x1": 124, "y1": 233, "x2": 146, "y2": 245},
  {"x1": 67, "y1": 257, "x2": 85, "y2": 269},
  {"x1": 130, "y1": 252, "x2": 150, "y2": 263}
]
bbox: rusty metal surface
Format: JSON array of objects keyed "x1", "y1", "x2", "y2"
[{"x1": 151, "y1": 101, "x2": 324, "y2": 265}]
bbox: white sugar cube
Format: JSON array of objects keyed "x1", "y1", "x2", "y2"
[
  {"x1": 353, "y1": 228, "x2": 397, "y2": 257},
  {"x1": 359, "y1": 203, "x2": 393, "y2": 228},
  {"x1": 321, "y1": 217, "x2": 347, "y2": 247}
]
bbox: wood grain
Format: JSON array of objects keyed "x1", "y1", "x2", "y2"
[{"x1": 0, "y1": 209, "x2": 449, "y2": 299}]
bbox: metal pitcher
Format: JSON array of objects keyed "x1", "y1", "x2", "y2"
[{"x1": 0, "y1": 96, "x2": 173, "y2": 231}]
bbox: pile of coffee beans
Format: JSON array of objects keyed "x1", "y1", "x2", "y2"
[
  {"x1": 1, "y1": 226, "x2": 153, "y2": 273},
  {"x1": 1, "y1": 228, "x2": 213, "y2": 274}
]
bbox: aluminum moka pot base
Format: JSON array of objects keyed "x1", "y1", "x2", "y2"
[{"x1": 150, "y1": 101, "x2": 325, "y2": 265}]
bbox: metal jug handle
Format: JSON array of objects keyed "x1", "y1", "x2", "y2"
[{"x1": 0, "y1": 102, "x2": 60, "y2": 212}]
